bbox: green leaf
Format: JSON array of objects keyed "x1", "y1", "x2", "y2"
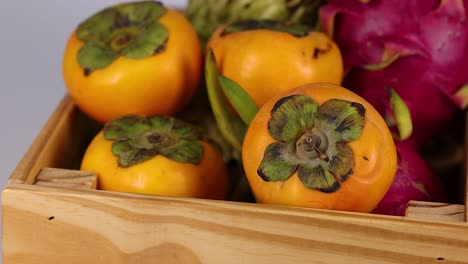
[
  {"x1": 148, "y1": 116, "x2": 201, "y2": 141},
  {"x1": 77, "y1": 43, "x2": 120, "y2": 71},
  {"x1": 122, "y1": 21, "x2": 168, "y2": 59},
  {"x1": 160, "y1": 139, "x2": 204, "y2": 164},
  {"x1": 111, "y1": 141, "x2": 159, "y2": 168},
  {"x1": 298, "y1": 164, "x2": 340, "y2": 192},
  {"x1": 268, "y1": 94, "x2": 318, "y2": 143},
  {"x1": 105, "y1": 115, "x2": 205, "y2": 167},
  {"x1": 218, "y1": 75, "x2": 259, "y2": 125},
  {"x1": 257, "y1": 142, "x2": 298, "y2": 181},
  {"x1": 118, "y1": 1, "x2": 166, "y2": 23},
  {"x1": 328, "y1": 142, "x2": 354, "y2": 182},
  {"x1": 317, "y1": 99, "x2": 365, "y2": 142},
  {"x1": 147, "y1": 115, "x2": 172, "y2": 132},
  {"x1": 76, "y1": 8, "x2": 117, "y2": 42},
  {"x1": 205, "y1": 49, "x2": 247, "y2": 151},
  {"x1": 103, "y1": 115, "x2": 150, "y2": 140},
  {"x1": 75, "y1": 1, "x2": 168, "y2": 71},
  {"x1": 169, "y1": 121, "x2": 202, "y2": 142}
]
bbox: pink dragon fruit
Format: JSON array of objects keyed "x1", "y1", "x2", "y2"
[
  {"x1": 319, "y1": 0, "x2": 468, "y2": 148},
  {"x1": 372, "y1": 140, "x2": 448, "y2": 216}
]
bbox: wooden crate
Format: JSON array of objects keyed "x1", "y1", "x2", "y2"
[{"x1": 2, "y1": 95, "x2": 468, "y2": 264}]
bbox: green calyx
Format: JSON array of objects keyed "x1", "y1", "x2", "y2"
[
  {"x1": 257, "y1": 94, "x2": 365, "y2": 192},
  {"x1": 76, "y1": 1, "x2": 168, "y2": 75},
  {"x1": 103, "y1": 115, "x2": 204, "y2": 168},
  {"x1": 221, "y1": 19, "x2": 310, "y2": 38}
]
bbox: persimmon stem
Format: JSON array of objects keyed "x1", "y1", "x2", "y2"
[
  {"x1": 313, "y1": 145, "x2": 329, "y2": 162},
  {"x1": 109, "y1": 28, "x2": 138, "y2": 52},
  {"x1": 296, "y1": 131, "x2": 329, "y2": 161}
]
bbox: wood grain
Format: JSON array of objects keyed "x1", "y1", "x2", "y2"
[
  {"x1": 406, "y1": 201, "x2": 465, "y2": 222},
  {"x1": 3, "y1": 184, "x2": 468, "y2": 264},
  {"x1": 3, "y1": 92, "x2": 468, "y2": 264},
  {"x1": 34, "y1": 168, "x2": 97, "y2": 190}
]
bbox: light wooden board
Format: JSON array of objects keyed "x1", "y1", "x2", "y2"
[
  {"x1": 4, "y1": 94, "x2": 468, "y2": 264},
  {"x1": 3, "y1": 184, "x2": 468, "y2": 264},
  {"x1": 406, "y1": 201, "x2": 465, "y2": 222},
  {"x1": 34, "y1": 167, "x2": 97, "y2": 190}
]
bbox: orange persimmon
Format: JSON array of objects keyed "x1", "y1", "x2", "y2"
[
  {"x1": 206, "y1": 20, "x2": 343, "y2": 108},
  {"x1": 242, "y1": 82, "x2": 397, "y2": 213},
  {"x1": 62, "y1": 1, "x2": 202, "y2": 124},
  {"x1": 81, "y1": 114, "x2": 228, "y2": 199}
]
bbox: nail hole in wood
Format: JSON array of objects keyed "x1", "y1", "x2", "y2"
[
  {"x1": 437, "y1": 257, "x2": 446, "y2": 262},
  {"x1": 48, "y1": 216, "x2": 55, "y2": 221}
]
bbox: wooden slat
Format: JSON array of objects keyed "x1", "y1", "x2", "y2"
[
  {"x1": 34, "y1": 181, "x2": 95, "y2": 190},
  {"x1": 3, "y1": 184, "x2": 468, "y2": 264},
  {"x1": 405, "y1": 200, "x2": 465, "y2": 223},
  {"x1": 34, "y1": 168, "x2": 97, "y2": 190}
]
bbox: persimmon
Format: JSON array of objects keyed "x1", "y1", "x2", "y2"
[
  {"x1": 62, "y1": 1, "x2": 202, "y2": 124},
  {"x1": 206, "y1": 20, "x2": 343, "y2": 107},
  {"x1": 81, "y1": 114, "x2": 229, "y2": 200},
  {"x1": 242, "y1": 82, "x2": 397, "y2": 213}
]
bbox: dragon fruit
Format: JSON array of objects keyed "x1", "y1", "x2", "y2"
[
  {"x1": 372, "y1": 140, "x2": 448, "y2": 216},
  {"x1": 319, "y1": 0, "x2": 468, "y2": 148}
]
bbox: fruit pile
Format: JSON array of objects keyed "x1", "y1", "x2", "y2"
[{"x1": 61, "y1": 0, "x2": 466, "y2": 216}]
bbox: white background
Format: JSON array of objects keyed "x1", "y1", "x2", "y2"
[{"x1": 0, "y1": 0, "x2": 187, "y2": 258}]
